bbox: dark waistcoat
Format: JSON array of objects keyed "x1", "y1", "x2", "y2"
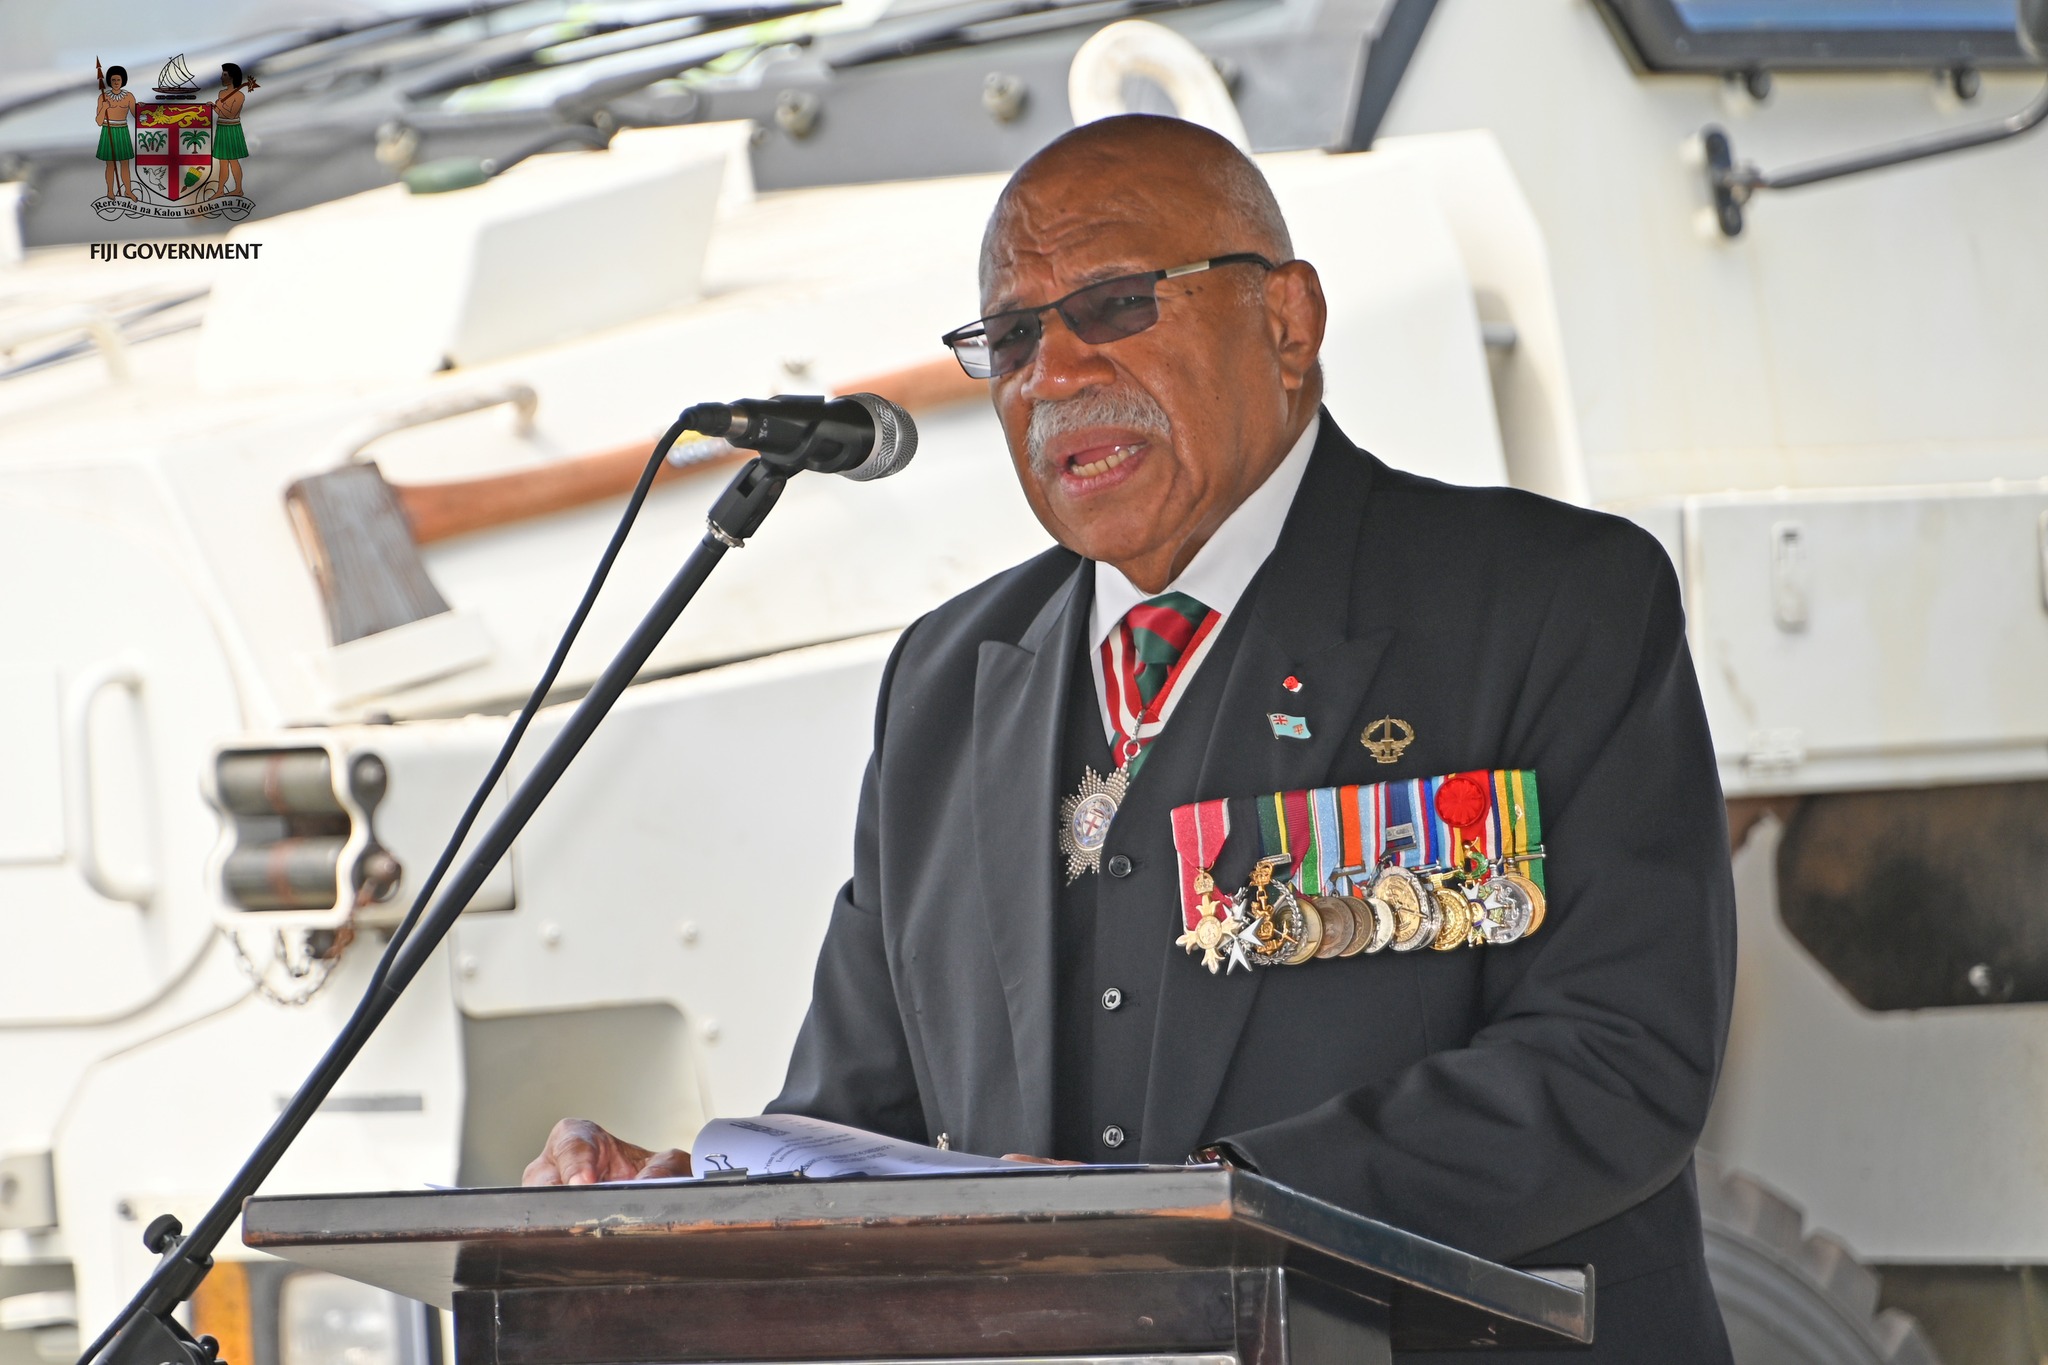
[{"x1": 1052, "y1": 594, "x2": 1256, "y2": 1162}]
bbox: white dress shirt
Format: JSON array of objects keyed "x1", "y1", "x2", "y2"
[{"x1": 1089, "y1": 413, "x2": 1320, "y2": 744}]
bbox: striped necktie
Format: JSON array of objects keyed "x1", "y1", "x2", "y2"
[
  {"x1": 1125, "y1": 592, "x2": 1211, "y2": 708},
  {"x1": 1102, "y1": 591, "x2": 1220, "y2": 773}
]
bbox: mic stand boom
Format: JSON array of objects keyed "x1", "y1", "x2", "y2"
[{"x1": 84, "y1": 452, "x2": 796, "y2": 1365}]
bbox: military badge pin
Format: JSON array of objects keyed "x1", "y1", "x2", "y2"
[{"x1": 1361, "y1": 715, "x2": 1415, "y2": 764}]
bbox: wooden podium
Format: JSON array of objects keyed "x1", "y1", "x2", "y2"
[{"x1": 242, "y1": 1168, "x2": 1591, "y2": 1364}]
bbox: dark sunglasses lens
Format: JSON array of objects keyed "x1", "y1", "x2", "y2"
[
  {"x1": 948, "y1": 331, "x2": 994, "y2": 378},
  {"x1": 1064, "y1": 277, "x2": 1160, "y2": 344},
  {"x1": 985, "y1": 310, "x2": 1045, "y2": 378}
]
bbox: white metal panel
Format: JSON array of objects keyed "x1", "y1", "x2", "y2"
[
  {"x1": 0, "y1": 486, "x2": 243, "y2": 1024},
  {"x1": 1381, "y1": 0, "x2": 2048, "y2": 501},
  {"x1": 1264, "y1": 153, "x2": 1508, "y2": 487},
  {"x1": 0, "y1": 669, "x2": 65, "y2": 864},
  {"x1": 1674, "y1": 483, "x2": 2048, "y2": 794},
  {"x1": 53, "y1": 944, "x2": 464, "y2": 1331},
  {"x1": 451, "y1": 635, "x2": 894, "y2": 1120},
  {"x1": 198, "y1": 128, "x2": 732, "y2": 387},
  {"x1": 1337, "y1": 132, "x2": 1588, "y2": 503}
]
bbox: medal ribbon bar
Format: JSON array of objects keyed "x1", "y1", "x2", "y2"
[
  {"x1": 1307, "y1": 786, "x2": 1344, "y2": 894},
  {"x1": 1170, "y1": 769, "x2": 1545, "y2": 903},
  {"x1": 1169, "y1": 797, "x2": 1231, "y2": 931},
  {"x1": 1254, "y1": 790, "x2": 1318, "y2": 887}
]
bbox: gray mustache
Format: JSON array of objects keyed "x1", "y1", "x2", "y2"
[{"x1": 1027, "y1": 389, "x2": 1172, "y2": 473}]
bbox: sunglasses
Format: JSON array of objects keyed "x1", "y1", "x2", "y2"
[{"x1": 941, "y1": 253, "x2": 1278, "y2": 380}]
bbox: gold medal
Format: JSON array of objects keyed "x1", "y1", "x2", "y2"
[
  {"x1": 1373, "y1": 866, "x2": 1439, "y2": 951},
  {"x1": 1430, "y1": 881, "x2": 1472, "y2": 951},
  {"x1": 1174, "y1": 867, "x2": 1249, "y2": 974},
  {"x1": 1277, "y1": 885, "x2": 1323, "y2": 965},
  {"x1": 1240, "y1": 858, "x2": 1301, "y2": 967},
  {"x1": 1512, "y1": 871, "x2": 1547, "y2": 935}
]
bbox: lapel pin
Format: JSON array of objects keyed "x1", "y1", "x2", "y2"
[
  {"x1": 1282, "y1": 675, "x2": 1302, "y2": 693},
  {"x1": 1361, "y1": 715, "x2": 1415, "y2": 764},
  {"x1": 1268, "y1": 713, "x2": 1311, "y2": 740}
]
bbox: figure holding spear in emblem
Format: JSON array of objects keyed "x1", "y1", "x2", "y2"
[
  {"x1": 211, "y1": 63, "x2": 258, "y2": 199},
  {"x1": 94, "y1": 59, "x2": 137, "y2": 200}
]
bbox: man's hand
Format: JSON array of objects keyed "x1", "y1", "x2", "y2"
[{"x1": 522, "y1": 1118, "x2": 692, "y2": 1185}]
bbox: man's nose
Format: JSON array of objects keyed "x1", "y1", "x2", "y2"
[{"x1": 1016, "y1": 309, "x2": 1117, "y2": 401}]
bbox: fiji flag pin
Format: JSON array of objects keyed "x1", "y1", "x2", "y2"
[{"x1": 1267, "y1": 712, "x2": 1311, "y2": 740}]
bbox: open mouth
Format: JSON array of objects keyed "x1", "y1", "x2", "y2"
[
  {"x1": 1053, "y1": 437, "x2": 1151, "y2": 495},
  {"x1": 1070, "y1": 445, "x2": 1137, "y2": 478}
]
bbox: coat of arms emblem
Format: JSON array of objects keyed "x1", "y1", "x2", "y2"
[{"x1": 93, "y1": 53, "x2": 256, "y2": 223}]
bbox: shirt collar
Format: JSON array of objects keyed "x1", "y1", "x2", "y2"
[{"x1": 1089, "y1": 412, "x2": 1320, "y2": 649}]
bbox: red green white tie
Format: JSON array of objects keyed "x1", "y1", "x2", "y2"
[{"x1": 1099, "y1": 591, "x2": 1222, "y2": 777}]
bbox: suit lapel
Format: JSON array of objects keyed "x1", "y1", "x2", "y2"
[
  {"x1": 973, "y1": 559, "x2": 1089, "y2": 1159},
  {"x1": 1141, "y1": 421, "x2": 1395, "y2": 1160}
]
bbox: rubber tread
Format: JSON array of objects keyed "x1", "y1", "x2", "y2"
[{"x1": 1697, "y1": 1155, "x2": 1946, "y2": 1365}]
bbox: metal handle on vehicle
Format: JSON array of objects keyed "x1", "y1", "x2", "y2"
[
  {"x1": 64, "y1": 658, "x2": 157, "y2": 907},
  {"x1": 0, "y1": 306, "x2": 132, "y2": 383},
  {"x1": 335, "y1": 383, "x2": 540, "y2": 464}
]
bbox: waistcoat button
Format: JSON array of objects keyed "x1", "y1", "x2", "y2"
[
  {"x1": 1107, "y1": 854, "x2": 1133, "y2": 878},
  {"x1": 1101, "y1": 1125, "x2": 1126, "y2": 1149},
  {"x1": 1101, "y1": 987, "x2": 1123, "y2": 1011}
]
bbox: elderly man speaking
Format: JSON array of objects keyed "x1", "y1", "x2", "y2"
[{"x1": 527, "y1": 115, "x2": 1738, "y2": 1360}]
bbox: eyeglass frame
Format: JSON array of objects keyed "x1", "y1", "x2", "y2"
[{"x1": 939, "y1": 252, "x2": 1281, "y2": 380}]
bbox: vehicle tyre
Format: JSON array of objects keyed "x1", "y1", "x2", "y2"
[{"x1": 1699, "y1": 1156, "x2": 1942, "y2": 1365}]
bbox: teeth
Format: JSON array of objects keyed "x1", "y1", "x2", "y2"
[{"x1": 1070, "y1": 445, "x2": 1134, "y2": 478}]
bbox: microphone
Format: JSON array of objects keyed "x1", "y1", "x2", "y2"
[{"x1": 681, "y1": 393, "x2": 917, "y2": 482}]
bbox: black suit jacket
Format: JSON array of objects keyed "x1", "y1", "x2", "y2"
[{"x1": 772, "y1": 416, "x2": 1738, "y2": 1359}]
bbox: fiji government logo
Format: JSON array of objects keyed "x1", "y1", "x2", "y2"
[{"x1": 92, "y1": 52, "x2": 257, "y2": 222}]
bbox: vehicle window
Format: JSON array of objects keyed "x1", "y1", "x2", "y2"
[
  {"x1": 1673, "y1": 1, "x2": 2013, "y2": 30},
  {"x1": 1596, "y1": 0, "x2": 2027, "y2": 69}
]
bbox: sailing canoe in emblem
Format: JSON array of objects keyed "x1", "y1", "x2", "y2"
[{"x1": 134, "y1": 56, "x2": 212, "y2": 202}]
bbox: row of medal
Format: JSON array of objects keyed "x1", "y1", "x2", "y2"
[{"x1": 1171, "y1": 772, "x2": 1548, "y2": 975}]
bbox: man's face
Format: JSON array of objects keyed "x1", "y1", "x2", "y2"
[
  {"x1": 980, "y1": 152, "x2": 1322, "y2": 587},
  {"x1": 108, "y1": 73, "x2": 124, "y2": 91}
]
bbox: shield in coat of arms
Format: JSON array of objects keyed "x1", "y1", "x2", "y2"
[{"x1": 133, "y1": 101, "x2": 213, "y2": 202}]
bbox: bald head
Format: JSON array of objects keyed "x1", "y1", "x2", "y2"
[
  {"x1": 982, "y1": 115, "x2": 1292, "y2": 293},
  {"x1": 969, "y1": 113, "x2": 1327, "y2": 594}
]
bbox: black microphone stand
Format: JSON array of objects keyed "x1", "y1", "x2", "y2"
[{"x1": 83, "y1": 446, "x2": 801, "y2": 1365}]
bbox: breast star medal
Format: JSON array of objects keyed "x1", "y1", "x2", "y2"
[
  {"x1": 1175, "y1": 868, "x2": 1250, "y2": 974},
  {"x1": 1059, "y1": 764, "x2": 1130, "y2": 882}
]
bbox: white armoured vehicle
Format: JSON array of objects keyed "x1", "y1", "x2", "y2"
[{"x1": 2, "y1": 1, "x2": 2046, "y2": 1361}]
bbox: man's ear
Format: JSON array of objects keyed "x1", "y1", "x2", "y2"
[{"x1": 1267, "y1": 261, "x2": 1327, "y2": 393}]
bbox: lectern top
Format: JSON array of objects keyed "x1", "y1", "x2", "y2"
[{"x1": 243, "y1": 1167, "x2": 1589, "y2": 1350}]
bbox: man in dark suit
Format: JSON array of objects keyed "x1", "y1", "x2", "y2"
[{"x1": 526, "y1": 114, "x2": 1737, "y2": 1360}]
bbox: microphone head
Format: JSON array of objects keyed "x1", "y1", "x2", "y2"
[{"x1": 838, "y1": 393, "x2": 918, "y2": 481}]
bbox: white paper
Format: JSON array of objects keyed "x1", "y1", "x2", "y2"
[{"x1": 690, "y1": 1114, "x2": 1028, "y2": 1178}]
